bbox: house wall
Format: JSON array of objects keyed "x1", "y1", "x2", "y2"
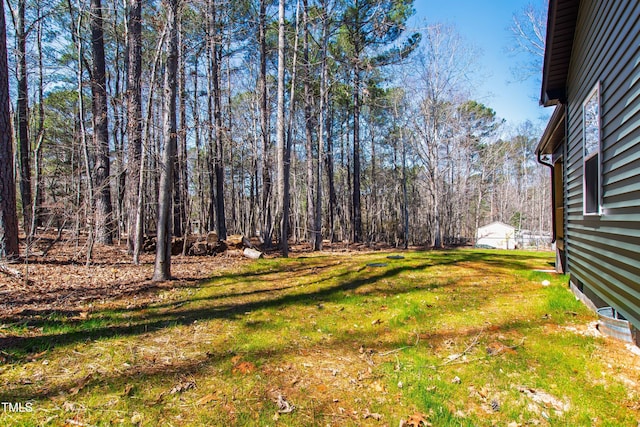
[{"x1": 565, "y1": 0, "x2": 640, "y2": 329}]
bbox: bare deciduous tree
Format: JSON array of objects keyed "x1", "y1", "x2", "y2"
[
  {"x1": 508, "y1": 0, "x2": 547, "y2": 82},
  {"x1": 153, "y1": 0, "x2": 179, "y2": 281}
]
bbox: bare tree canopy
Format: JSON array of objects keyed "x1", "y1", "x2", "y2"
[
  {"x1": 508, "y1": 0, "x2": 548, "y2": 82},
  {"x1": 0, "y1": 0, "x2": 551, "y2": 270}
]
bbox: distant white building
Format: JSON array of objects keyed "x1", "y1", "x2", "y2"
[{"x1": 475, "y1": 221, "x2": 516, "y2": 250}]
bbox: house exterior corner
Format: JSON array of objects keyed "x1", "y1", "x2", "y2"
[{"x1": 537, "y1": 0, "x2": 640, "y2": 333}]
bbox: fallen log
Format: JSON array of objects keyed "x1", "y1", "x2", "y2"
[
  {"x1": 225, "y1": 249, "x2": 243, "y2": 258},
  {"x1": 243, "y1": 248, "x2": 263, "y2": 259},
  {"x1": 242, "y1": 236, "x2": 253, "y2": 249},
  {"x1": 190, "y1": 241, "x2": 209, "y2": 256},
  {"x1": 206, "y1": 231, "x2": 219, "y2": 244},
  {"x1": 225, "y1": 234, "x2": 244, "y2": 249}
]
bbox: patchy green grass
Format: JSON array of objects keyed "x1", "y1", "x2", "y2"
[{"x1": 1, "y1": 249, "x2": 639, "y2": 426}]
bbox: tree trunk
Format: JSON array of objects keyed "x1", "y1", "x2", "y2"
[
  {"x1": 126, "y1": 0, "x2": 142, "y2": 253},
  {"x1": 352, "y1": 66, "x2": 362, "y2": 243},
  {"x1": 173, "y1": 11, "x2": 185, "y2": 238},
  {"x1": 133, "y1": 24, "x2": 166, "y2": 264},
  {"x1": 75, "y1": 6, "x2": 95, "y2": 265},
  {"x1": 276, "y1": 0, "x2": 286, "y2": 255},
  {"x1": 432, "y1": 167, "x2": 442, "y2": 248},
  {"x1": 315, "y1": 0, "x2": 328, "y2": 251},
  {"x1": 210, "y1": 0, "x2": 227, "y2": 240},
  {"x1": 302, "y1": 0, "x2": 316, "y2": 249},
  {"x1": 111, "y1": 3, "x2": 124, "y2": 243},
  {"x1": 15, "y1": 0, "x2": 32, "y2": 236},
  {"x1": 191, "y1": 52, "x2": 205, "y2": 234},
  {"x1": 153, "y1": 0, "x2": 179, "y2": 281},
  {"x1": 282, "y1": 0, "x2": 301, "y2": 256},
  {"x1": 351, "y1": 0, "x2": 362, "y2": 243},
  {"x1": 325, "y1": 104, "x2": 337, "y2": 242},
  {"x1": 227, "y1": 47, "x2": 237, "y2": 234},
  {"x1": 258, "y1": 0, "x2": 272, "y2": 247},
  {"x1": 31, "y1": 7, "x2": 46, "y2": 236},
  {"x1": 350, "y1": 1, "x2": 363, "y2": 244},
  {"x1": 402, "y1": 136, "x2": 409, "y2": 248},
  {"x1": 0, "y1": 0, "x2": 19, "y2": 258},
  {"x1": 178, "y1": 16, "x2": 189, "y2": 239},
  {"x1": 206, "y1": 45, "x2": 216, "y2": 232},
  {"x1": 90, "y1": 0, "x2": 113, "y2": 244}
]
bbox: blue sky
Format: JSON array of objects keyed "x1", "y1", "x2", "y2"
[{"x1": 410, "y1": 0, "x2": 551, "y2": 129}]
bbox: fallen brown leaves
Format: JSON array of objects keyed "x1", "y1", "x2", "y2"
[
  {"x1": 69, "y1": 374, "x2": 94, "y2": 395},
  {"x1": 401, "y1": 412, "x2": 432, "y2": 426},
  {"x1": 0, "y1": 236, "x2": 396, "y2": 325},
  {"x1": 0, "y1": 235, "x2": 384, "y2": 323},
  {"x1": 170, "y1": 379, "x2": 196, "y2": 394},
  {"x1": 0, "y1": 237, "x2": 247, "y2": 322},
  {"x1": 232, "y1": 361, "x2": 256, "y2": 375},
  {"x1": 195, "y1": 393, "x2": 217, "y2": 405}
]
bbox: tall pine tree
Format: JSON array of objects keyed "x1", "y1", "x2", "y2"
[
  {"x1": 0, "y1": 0, "x2": 19, "y2": 258},
  {"x1": 336, "y1": 0, "x2": 420, "y2": 242}
]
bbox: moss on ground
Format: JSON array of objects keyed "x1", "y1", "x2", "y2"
[{"x1": 0, "y1": 249, "x2": 638, "y2": 426}]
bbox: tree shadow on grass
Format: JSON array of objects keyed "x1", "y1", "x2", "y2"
[
  {"x1": 0, "y1": 306, "x2": 560, "y2": 404},
  {"x1": 0, "y1": 263, "x2": 422, "y2": 354},
  {"x1": 0, "y1": 250, "x2": 553, "y2": 356},
  {"x1": 0, "y1": 277, "x2": 203, "y2": 326},
  {"x1": 0, "y1": 250, "x2": 570, "y2": 421}
]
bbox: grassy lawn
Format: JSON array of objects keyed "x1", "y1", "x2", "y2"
[{"x1": 1, "y1": 249, "x2": 639, "y2": 426}]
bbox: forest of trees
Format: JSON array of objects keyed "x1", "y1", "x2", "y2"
[{"x1": 0, "y1": 0, "x2": 550, "y2": 278}]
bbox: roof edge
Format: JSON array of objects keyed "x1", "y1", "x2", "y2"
[
  {"x1": 540, "y1": 0, "x2": 559, "y2": 106},
  {"x1": 536, "y1": 103, "x2": 566, "y2": 156},
  {"x1": 540, "y1": 0, "x2": 581, "y2": 106}
]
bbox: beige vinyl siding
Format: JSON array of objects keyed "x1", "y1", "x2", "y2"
[{"x1": 565, "y1": 0, "x2": 640, "y2": 329}]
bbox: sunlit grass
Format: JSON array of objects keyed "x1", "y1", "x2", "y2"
[{"x1": 0, "y1": 249, "x2": 638, "y2": 426}]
